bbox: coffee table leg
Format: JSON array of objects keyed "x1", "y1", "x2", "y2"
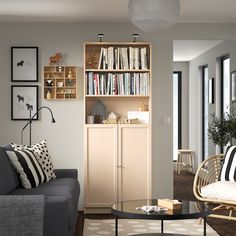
[
  {"x1": 161, "y1": 220, "x2": 164, "y2": 233},
  {"x1": 203, "y1": 217, "x2": 206, "y2": 236},
  {"x1": 115, "y1": 216, "x2": 118, "y2": 236}
]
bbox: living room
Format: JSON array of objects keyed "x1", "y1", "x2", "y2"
[{"x1": 1, "y1": 0, "x2": 236, "y2": 236}]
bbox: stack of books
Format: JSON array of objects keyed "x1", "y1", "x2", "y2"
[
  {"x1": 98, "y1": 46, "x2": 149, "y2": 70},
  {"x1": 86, "y1": 72, "x2": 149, "y2": 96}
]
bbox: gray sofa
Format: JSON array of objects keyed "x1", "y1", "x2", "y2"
[{"x1": 0, "y1": 146, "x2": 80, "y2": 236}]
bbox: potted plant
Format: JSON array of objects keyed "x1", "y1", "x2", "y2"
[
  {"x1": 208, "y1": 112, "x2": 231, "y2": 150},
  {"x1": 208, "y1": 107, "x2": 236, "y2": 149}
]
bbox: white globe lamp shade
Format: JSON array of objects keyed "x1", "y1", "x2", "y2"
[{"x1": 129, "y1": 0, "x2": 180, "y2": 32}]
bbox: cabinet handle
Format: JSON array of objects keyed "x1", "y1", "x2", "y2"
[{"x1": 116, "y1": 165, "x2": 122, "y2": 168}]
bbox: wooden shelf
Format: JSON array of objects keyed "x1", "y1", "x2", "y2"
[
  {"x1": 84, "y1": 42, "x2": 152, "y2": 124},
  {"x1": 85, "y1": 69, "x2": 151, "y2": 72},
  {"x1": 43, "y1": 66, "x2": 78, "y2": 100},
  {"x1": 85, "y1": 95, "x2": 150, "y2": 98}
]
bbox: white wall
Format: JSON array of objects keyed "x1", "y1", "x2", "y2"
[
  {"x1": 0, "y1": 22, "x2": 174, "y2": 209},
  {"x1": 173, "y1": 62, "x2": 189, "y2": 149},
  {"x1": 0, "y1": 22, "x2": 236, "y2": 210},
  {"x1": 189, "y1": 40, "x2": 236, "y2": 167}
]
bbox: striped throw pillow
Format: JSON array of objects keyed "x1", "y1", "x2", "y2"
[
  {"x1": 11, "y1": 140, "x2": 56, "y2": 180},
  {"x1": 220, "y1": 146, "x2": 236, "y2": 182},
  {"x1": 6, "y1": 149, "x2": 49, "y2": 189}
]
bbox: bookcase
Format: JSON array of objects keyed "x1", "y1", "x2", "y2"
[
  {"x1": 84, "y1": 42, "x2": 152, "y2": 213},
  {"x1": 43, "y1": 66, "x2": 77, "y2": 100}
]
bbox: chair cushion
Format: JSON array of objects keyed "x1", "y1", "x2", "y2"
[
  {"x1": 219, "y1": 146, "x2": 236, "y2": 182},
  {"x1": 201, "y1": 181, "x2": 236, "y2": 201},
  {"x1": 0, "y1": 147, "x2": 19, "y2": 194},
  {"x1": 6, "y1": 149, "x2": 49, "y2": 189}
]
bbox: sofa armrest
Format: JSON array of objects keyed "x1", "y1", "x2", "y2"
[
  {"x1": 55, "y1": 169, "x2": 78, "y2": 179},
  {"x1": 44, "y1": 195, "x2": 70, "y2": 236}
]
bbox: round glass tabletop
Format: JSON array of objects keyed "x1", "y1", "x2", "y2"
[{"x1": 111, "y1": 199, "x2": 211, "y2": 220}]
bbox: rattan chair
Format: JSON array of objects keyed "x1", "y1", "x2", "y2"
[{"x1": 193, "y1": 154, "x2": 236, "y2": 220}]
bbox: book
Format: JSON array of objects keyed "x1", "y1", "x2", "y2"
[
  {"x1": 98, "y1": 47, "x2": 104, "y2": 69},
  {"x1": 141, "y1": 47, "x2": 148, "y2": 70},
  {"x1": 158, "y1": 199, "x2": 182, "y2": 209}
]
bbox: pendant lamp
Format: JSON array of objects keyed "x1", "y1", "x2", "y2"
[{"x1": 128, "y1": 0, "x2": 180, "y2": 32}]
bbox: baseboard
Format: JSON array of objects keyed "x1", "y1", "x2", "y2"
[{"x1": 84, "y1": 207, "x2": 111, "y2": 214}]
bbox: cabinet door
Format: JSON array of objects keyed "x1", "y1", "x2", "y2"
[
  {"x1": 118, "y1": 125, "x2": 151, "y2": 202},
  {"x1": 84, "y1": 125, "x2": 117, "y2": 207}
]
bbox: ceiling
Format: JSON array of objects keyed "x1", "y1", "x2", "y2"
[
  {"x1": 1, "y1": 0, "x2": 234, "y2": 62},
  {"x1": 173, "y1": 40, "x2": 223, "y2": 62},
  {"x1": 1, "y1": 0, "x2": 236, "y2": 23}
]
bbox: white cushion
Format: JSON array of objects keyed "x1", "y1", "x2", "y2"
[{"x1": 201, "y1": 181, "x2": 236, "y2": 201}]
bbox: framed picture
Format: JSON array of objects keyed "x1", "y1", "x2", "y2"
[
  {"x1": 232, "y1": 71, "x2": 236, "y2": 102},
  {"x1": 11, "y1": 47, "x2": 38, "y2": 82},
  {"x1": 11, "y1": 85, "x2": 38, "y2": 120},
  {"x1": 208, "y1": 77, "x2": 214, "y2": 104}
]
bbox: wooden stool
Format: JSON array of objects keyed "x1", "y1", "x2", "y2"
[{"x1": 176, "y1": 149, "x2": 194, "y2": 174}]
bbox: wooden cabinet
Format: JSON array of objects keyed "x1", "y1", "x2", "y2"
[
  {"x1": 84, "y1": 125, "x2": 117, "y2": 210},
  {"x1": 84, "y1": 42, "x2": 152, "y2": 213},
  {"x1": 117, "y1": 125, "x2": 151, "y2": 202},
  {"x1": 84, "y1": 124, "x2": 150, "y2": 212},
  {"x1": 43, "y1": 66, "x2": 77, "y2": 100}
]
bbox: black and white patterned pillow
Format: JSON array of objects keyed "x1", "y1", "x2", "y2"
[
  {"x1": 220, "y1": 146, "x2": 236, "y2": 182},
  {"x1": 6, "y1": 149, "x2": 49, "y2": 189},
  {"x1": 11, "y1": 140, "x2": 56, "y2": 180}
]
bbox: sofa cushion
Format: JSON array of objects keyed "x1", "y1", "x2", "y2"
[
  {"x1": 201, "y1": 181, "x2": 236, "y2": 201},
  {"x1": 6, "y1": 149, "x2": 49, "y2": 189},
  {"x1": 0, "y1": 147, "x2": 19, "y2": 194},
  {"x1": 11, "y1": 178, "x2": 80, "y2": 230},
  {"x1": 11, "y1": 140, "x2": 56, "y2": 180},
  {"x1": 219, "y1": 146, "x2": 236, "y2": 182}
]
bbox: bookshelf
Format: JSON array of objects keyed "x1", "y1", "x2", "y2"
[
  {"x1": 43, "y1": 66, "x2": 77, "y2": 100},
  {"x1": 84, "y1": 42, "x2": 151, "y2": 123},
  {"x1": 84, "y1": 42, "x2": 152, "y2": 213}
]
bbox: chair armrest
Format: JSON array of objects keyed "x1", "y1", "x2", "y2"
[
  {"x1": 193, "y1": 154, "x2": 224, "y2": 201},
  {"x1": 55, "y1": 169, "x2": 78, "y2": 179}
]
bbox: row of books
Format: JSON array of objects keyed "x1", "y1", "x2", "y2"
[
  {"x1": 86, "y1": 72, "x2": 150, "y2": 96},
  {"x1": 98, "y1": 46, "x2": 149, "y2": 70}
]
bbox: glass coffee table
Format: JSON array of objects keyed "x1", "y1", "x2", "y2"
[{"x1": 111, "y1": 199, "x2": 212, "y2": 236}]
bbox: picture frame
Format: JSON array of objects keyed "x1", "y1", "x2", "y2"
[
  {"x1": 11, "y1": 47, "x2": 38, "y2": 82},
  {"x1": 11, "y1": 85, "x2": 38, "y2": 120},
  {"x1": 232, "y1": 71, "x2": 236, "y2": 102},
  {"x1": 208, "y1": 77, "x2": 214, "y2": 104}
]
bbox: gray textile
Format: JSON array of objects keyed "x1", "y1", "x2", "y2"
[
  {"x1": 0, "y1": 146, "x2": 80, "y2": 236},
  {"x1": 0, "y1": 147, "x2": 19, "y2": 194},
  {"x1": 0, "y1": 195, "x2": 44, "y2": 236}
]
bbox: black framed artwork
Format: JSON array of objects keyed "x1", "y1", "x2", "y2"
[
  {"x1": 11, "y1": 47, "x2": 38, "y2": 82},
  {"x1": 11, "y1": 85, "x2": 38, "y2": 120}
]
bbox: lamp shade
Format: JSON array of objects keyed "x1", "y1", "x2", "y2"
[{"x1": 128, "y1": 0, "x2": 180, "y2": 32}]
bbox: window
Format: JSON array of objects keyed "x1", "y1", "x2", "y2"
[
  {"x1": 202, "y1": 66, "x2": 208, "y2": 161},
  {"x1": 173, "y1": 71, "x2": 182, "y2": 161},
  {"x1": 221, "y1": 56, "x2": 230, "y2": 115}
]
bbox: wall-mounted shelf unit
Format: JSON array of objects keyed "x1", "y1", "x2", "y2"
[{"x1": 43, "y1": 66, "x2": 77, "y2": 100}]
